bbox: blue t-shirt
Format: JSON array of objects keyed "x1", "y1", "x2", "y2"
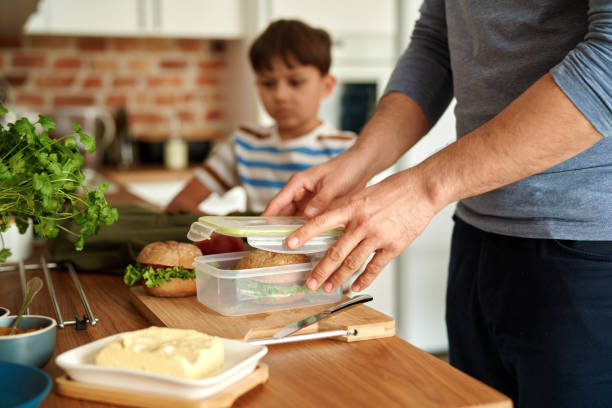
[{"x1": 385, "y1": 0, "x2": 612, "y2": 239}]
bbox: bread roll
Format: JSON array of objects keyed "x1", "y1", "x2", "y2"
[
  {"x1": 136, "y1": 241, "x2": 201, "y2": 297},
  {"x1": 144, "y1": 277, "x2": 197, "y2": 297},
  {"x1": 137, "y1": 241, "x2": 202, "y2": 269},
  {"x1": 236, "y1": 249, "x2": 311, "y2": 286},
  {"x1": 236, "y1": 249, "x2": 310, "y2": 270}
]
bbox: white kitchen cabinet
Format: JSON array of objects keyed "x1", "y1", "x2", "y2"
[
  {"x1": 154, "y1": 0, "x2": 242, "y2": 38},
  {"x1": 268, "y1": 0, "x2": 396, "y2": 36},
  {"x1": 267, "y1": 0, "x2": 397, "y2": 66},
  {"x1": 25, "y1": 0, "x2": 143, "y2": 36},
  {"x1": 24, "y1": 0, "x2": 243, "y2": 38}
]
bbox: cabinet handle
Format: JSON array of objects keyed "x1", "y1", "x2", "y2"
[
  {"x1": 137, "y1": 0, "x2": 147, "y2": 30},
  {"x1": 153, "y1": 0, "x2": 162, "y2": 31}
]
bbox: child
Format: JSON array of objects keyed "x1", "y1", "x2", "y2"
[{"x1": 166, "y1": 19, "x2": 357, "y2": 215}]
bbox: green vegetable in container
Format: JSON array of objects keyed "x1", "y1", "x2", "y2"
[
  {"x1": 244, "y1": 280, "x2": 316, "y2": 302},
  {"x1": 0, "y1": 107, "x2": 118, "y2": 262},
  {"x1": 124, "y1": 264, "x2": 196, "y2": 288}
]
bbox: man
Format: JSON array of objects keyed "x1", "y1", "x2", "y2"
[{"x1": 263, "y1": 1, "x2": 612, "y2": 406}]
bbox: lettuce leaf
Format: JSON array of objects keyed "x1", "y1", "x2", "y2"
[
  {"x1": 123, "y1": 264, "x2": 195, "y2": 288},
  {"x1": 124, "y1": 264, "x2": 146, "y2": 286},
  {"x1": 244, "y1": 280, "x2": 316, "y2": 302}
]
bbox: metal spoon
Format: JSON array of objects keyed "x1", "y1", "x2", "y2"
[{"x1": 9, "y1": 277, "x2": 44, "y2": 335}]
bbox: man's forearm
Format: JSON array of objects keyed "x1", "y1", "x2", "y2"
[
  {"x1": 350, "y1": 92, "x2": 430, "y2": 179},
  {"x1": 416, "y1": 73, "x2": 604, "y2": 210}
]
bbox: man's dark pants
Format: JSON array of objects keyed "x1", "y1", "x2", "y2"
[{"x1": 447, "y1": 216, "x2": 612, "y2": 408}]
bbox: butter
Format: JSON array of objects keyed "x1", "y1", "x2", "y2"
[{"x1": 96, "y1": 327, "x2": 224, "y2": 379}]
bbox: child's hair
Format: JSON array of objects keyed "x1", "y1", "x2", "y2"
[{"x1": 249, "y1": 19, "x2": 331, "y2": 75}]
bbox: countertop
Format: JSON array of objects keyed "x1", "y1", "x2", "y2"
[
  {"x1": 100, "y1": 165, "x2": 196, "y2": 186},
  {"x1": 0, "y1": 186, "x2": 513, "y2": 407}
]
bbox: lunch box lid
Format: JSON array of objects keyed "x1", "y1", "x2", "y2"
[{"x1": 187, "y1": 216, "x2": 342, "y2": 254}]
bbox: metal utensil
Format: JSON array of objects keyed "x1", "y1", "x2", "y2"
[
  {"x1": 1, "y1": 258, "x2": 99, "y2": 329},
  {"x1": 273, "y1": 294, "x2": 373, "y2": 339},
  {"x1": 9, "y1": 277, "x2": 43, "y2": 335},
  {"x1": 248, "y1": 329, "x2": 358, "y2": 346}
]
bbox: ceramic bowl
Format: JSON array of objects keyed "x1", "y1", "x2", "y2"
[
  {"x1": 0, "y1": 315, "x2": 57, "y2": 367},
  {"x1": 0, "y1": 361, "x2": 52, "y2": 408},
  {"x1": 0, "y1": 307, "x2": 9, "y2": 318}
]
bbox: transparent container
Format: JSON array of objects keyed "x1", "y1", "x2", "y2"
[
  {"x1": 188, "y1": 216, "x2": 344, "y2": 316},
  {"x1": 193, "y1": 251, "x2": 342, "y2": 316}
]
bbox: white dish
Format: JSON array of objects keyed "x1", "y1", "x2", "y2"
[{"x1": 55, "y1": 331, "x2": 267, "y2": 400}]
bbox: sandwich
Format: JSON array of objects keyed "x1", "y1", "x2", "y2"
[
  {"x1": 123, "y1": 241, "x2": 202, "y2": 297},
  {"x1": 236, "y1": 249, "x2": 314, "y2": 304}
]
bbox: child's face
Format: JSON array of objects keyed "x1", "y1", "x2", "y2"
[{"x1": 255, "y1": 56, "x2": 335, "y2": 137}]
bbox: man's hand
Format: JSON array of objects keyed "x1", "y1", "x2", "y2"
[
  {"x1": 284, "y1": 168, "x2": 440, "y2": 293},
  {"x1": 263, "y1": 92, "x2": 432, "y2": 291}
]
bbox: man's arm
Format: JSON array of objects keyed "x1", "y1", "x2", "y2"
[
  {"x1": 420, "y1": 0, "x2": 612, "y2": 208},
  {"x1": 279, "y1": 2, "x2": 611, "y2": 293},
  {"x1": 347, "y1": 92, "x2": 430, "y2": 182},
  {"x1": 290, "y1": 73, "x2": 604, "y2": 294},
  {"x1": 417, "y1": 73, "x2": 603, "y2": 213}
]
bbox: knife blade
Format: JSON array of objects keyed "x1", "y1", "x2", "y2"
[{"x1": 273, "y1": 294, "x2": 373, "y2": 339}]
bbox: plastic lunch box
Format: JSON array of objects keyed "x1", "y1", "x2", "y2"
[{"x1": 188, "y1": 216, "x2": 344, "y2": 316}]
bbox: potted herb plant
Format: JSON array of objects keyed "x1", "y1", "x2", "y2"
[{"x1": 0, "y1": 106, "x2": 118, "y2": 262}]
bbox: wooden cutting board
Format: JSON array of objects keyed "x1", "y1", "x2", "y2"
[
  {"x1": 129, "y1": 286, "x2": 395, "y2": 341},
  {"x1": 56, "y1": 364, "x2": 269, "y2": 408}
]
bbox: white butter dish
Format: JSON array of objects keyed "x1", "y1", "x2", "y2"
[{"x1": 55, "y1": 331, "x2": 267, "y2": 400}]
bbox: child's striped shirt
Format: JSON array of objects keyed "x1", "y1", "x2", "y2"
[{"x1": 194, "y1": 122, "x2": 356, "y2": 213}]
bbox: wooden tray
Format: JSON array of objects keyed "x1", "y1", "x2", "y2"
[
  {"x1": 129, "y1": 286, "x2": 394, "y2": 341},
  {"x1": 55, "y1": 364, "x2": 269, "y2": 408}
]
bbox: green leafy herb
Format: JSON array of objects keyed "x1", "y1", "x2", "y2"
[
  {"x1": 0, "y1": 107, "x2": 118, "y2": 261},
  {"x1": 124, "y1": 264, "x2": 195, "y2": 288},
  {"x1": 244, "y1": 280, "x2": 317, "y2": 302}
]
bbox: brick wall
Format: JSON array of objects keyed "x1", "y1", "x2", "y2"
[{"x1": 0, "y1": 36, "x2": 230, "y2": 141}]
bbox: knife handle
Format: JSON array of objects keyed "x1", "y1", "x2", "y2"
[{"x1": 328, "y1": 294, "x2": 373, "y2": 314}]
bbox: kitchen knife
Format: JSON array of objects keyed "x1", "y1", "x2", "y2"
[
  {"x1": 248, "y1": 329, "x2": 357, "y2": 345},
  {"x1": 272, "y1": 294, "x2": 373, "y2": 339}
]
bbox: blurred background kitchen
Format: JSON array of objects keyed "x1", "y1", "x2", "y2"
[{"x1": 1, "y1": 0, "x2": 456, "y2": 354}]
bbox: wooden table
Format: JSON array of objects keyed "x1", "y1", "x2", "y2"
[
  {"x1": 0, "y1": 181, "x2": 511, "y2": 407},
  {"x1": 0, "y1": 254, "x2": 512, "y2": 408}
]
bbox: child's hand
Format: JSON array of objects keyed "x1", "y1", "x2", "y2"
[{"x1": 166, "y1": 177, "x2": 212, "y2": 215}]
